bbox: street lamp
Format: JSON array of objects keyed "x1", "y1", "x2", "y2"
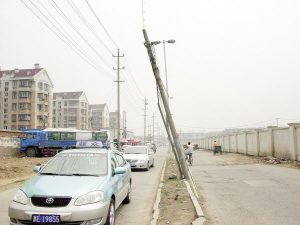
[{"x1": 151, "y1": 39, "x2": 175, "y2": 99}]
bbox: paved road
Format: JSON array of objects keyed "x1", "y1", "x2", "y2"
[
  {"x1": 115, "y1": 146, "x2": 168, "y2": 224},
  {"x1": 190, "y1": 149, "x2": 300, "y2": 225},
  {"x1": 0, "y1": 146, "x2": 169, "y2": 225}
]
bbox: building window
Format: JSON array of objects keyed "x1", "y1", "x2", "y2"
[
  {"x1": 64, "y1": 101, "x2": 68, "y2": 106},
  {"x1": 4, "y1": 104, "x2": 8, "y2": 108},
  {"x1": 19, "y1": 114, "x2": 31, "y2": 121},
  {"x1": 4, "y1": 109, "x2": 8, "y2": 113},
  {"x1": 37, "y1": 104, "x2": 43, "y2": 111},
  {"x1": 12, "y1": 115, "x2": 16, "y2": 122},
  {"x1": 69, "y1": 108, "x2": 76, "y2": 114},
  {"x1": 13, "y1": 81, "x2": 17, "y2": 88},
  {"x1": 4, "y1": 115, "x2": 8, "y2": 119},
  {"x1": 5, "y1": 87, "x2": 9, "y2": 91},
  {"x1": 11, "y1": 125, "x2": 16, "y2": 130},
  {"x1": 5, "y1": 92, "x2": 8, "y2": 97},
  {"x1": 53, "y1": 109, "x2": 56, "y2": 114},
  {"x1": 68, "y1": 116, "x2": 76, "y2": 121},
  {"x1": 19, "y1": 103, "x2": 31, "y2": 109},
  {"x1": 5, "y1": 82, "x2": 9, "y2": 86},
  {"x1": 4, "y1": 98, "x2": 8, "y2": 102},
  {"x1": 19, "y1": 80, "x2": 31, "y2": 87},
  {"x1": 38, "y1": 82, "x2": 43, "y2": 90},
  {"x1": 44, "y1": 83, "x2": 48, "y2": 91},
  {"x1": 64, "y1": 116, "x2": 67, "y2": 122},
  {"x1": 19, "y1": 91, "x2": 31, "y2": 98},
  {"x1": 3, "y1": 126, "x2": 8, "y2": 129},
  {"x1": 12, "y1": 103, "x2": 17, "y2": 111},
  {"x1": 64, "y1": 109, "x2": 68, "y2": 114},
  {"x1": 12, "y1": 92, "x2": 17, "y2": 99}
]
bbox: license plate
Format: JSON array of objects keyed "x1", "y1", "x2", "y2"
[
  {"x1": 32, "y1": 215, "x2": 60, "y2": 223},
  {"x1": 130, "y1": 163, "x2": 136, "y2": 167}
]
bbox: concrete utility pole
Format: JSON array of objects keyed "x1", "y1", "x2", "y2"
[
  {"x1": 152, "y1": 113, "x2": 155, "y2": 143},
  {"x1": 113, "y1": 49, "x2": 124, "y2": 151},
  {"x1": 142, "y1": 29, "x2": 190, "y2": 180},
  {"x1": 123, "y1": 111, "x2": 127, "y2": 138},
  {"x1": 143, "y1": 97, "x2": 148, "y2": 145}
]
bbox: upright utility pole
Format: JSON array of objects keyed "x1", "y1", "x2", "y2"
[
  {"x1": 143, "y1": 97, "x2": 148, "y2": 144},
  {"x1": 113, "y1": 49, "x2": 124, "y2": 151},
  {"x1": 152, "y1": 113, "x2": 155, "y2": 143},
  {"x1": 143, "y1": 29, "x2": 190, "y2": 180},
  {"x1": 123, "y1": 111, "x2": 127, "y2": 138}
]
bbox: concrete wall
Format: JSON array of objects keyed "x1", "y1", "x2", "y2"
[
  {"x1": 0, "y1": 131, "x2": 23, "y2": 157},
  {"x1": 197, "y1": 123, "x2": 300, "y2": 161}
]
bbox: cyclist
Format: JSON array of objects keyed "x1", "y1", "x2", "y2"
[{"x1": 184, "y1": 142, "x2": 193, "y2": 164}]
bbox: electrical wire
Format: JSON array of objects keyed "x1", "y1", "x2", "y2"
[
  {"x1": 21, "y1": 0, "x2": 114, "y2": 80},
  {"x1": 85, "y1": 0, "x2": 119, "y2": 49}
]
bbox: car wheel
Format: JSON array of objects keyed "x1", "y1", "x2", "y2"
[
  {"x1": 26, "y1": 147, "x2": 36, "y2": 157},
  {"x1": 105, "y1": 198, "x2": 115, "y2": 225},
  {"x1": 122, "y1": 183, "x2": 131, "y2": 204},
  {"x1": 145, "y1": 162, "x2": 150, "y2": 171},
  {"x1": 151, "y1": 159, "x2": 154, "y2": 167}
]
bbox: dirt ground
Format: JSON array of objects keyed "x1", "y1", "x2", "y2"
[
  {"x1": 157, "y1": 158, "x2": 197, "y2": 225},
  {"x1": 0, "y1": 154, "x2": 52, "y2": 192}
]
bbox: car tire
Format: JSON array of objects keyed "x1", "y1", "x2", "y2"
[
  {"x1": 105, "y1": 198, "x2": 115, "y2": 225},
  {"x1": 122, "y1": 183, "x2": 131, "y2": 204},
  {"x1": 145, "y1": 162, "x2": 150, "y2": 171},
  {"x1": 26, "y1": 147, "x2": 37, "y2": 157},
  {"x1": 151, "y1": 159, "x2": 154, "y2": 167}
]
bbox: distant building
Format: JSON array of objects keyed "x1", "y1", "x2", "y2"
[
  {"x1": 0, "y1": 64, "x2": 53, "y2": 130},
  {"x1": 88, "y1": 104, "x2": 109, "y2": 130},
  {"x1": 53, "y1": 91, "x2": 89, "y2": 130}
]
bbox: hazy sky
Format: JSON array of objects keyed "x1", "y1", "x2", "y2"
[{"x1": 0, "y1": 0, "x2": 299, "y2": 136}]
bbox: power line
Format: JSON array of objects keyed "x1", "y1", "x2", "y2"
[{"x1": 85, "y1": 0, "x2": 119, "y2": 49}]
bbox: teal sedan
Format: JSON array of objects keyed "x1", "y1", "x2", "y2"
[{"x1": 8, "y1": 148, "x2": 132, "y2": 225}]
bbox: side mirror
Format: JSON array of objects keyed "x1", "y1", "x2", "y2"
[
  {"x1": 114, "y1": 167, "x2": 126, "y2": 175},
  {"x1": 33, "y1": 166, "x2": 41, "y2": 173}
]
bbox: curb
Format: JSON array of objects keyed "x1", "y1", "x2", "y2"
[
  {"x1": 184, "y1": 180, "x2": 206, "y2": 224},
  {"x1": 150, "y1": 160, "x2": 166, "y2": 225}
]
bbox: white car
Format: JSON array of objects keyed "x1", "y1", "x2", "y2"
[
  {"x1": 123, "y1": 146, "x2": 154, "y2": 171},
  {"x1": 121, "y1": 145, "x2": 130, "y2": 152}
]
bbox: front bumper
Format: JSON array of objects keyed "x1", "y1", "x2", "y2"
[{"x1": 9, "y1": 198, "x2": 110, "y2": 225}]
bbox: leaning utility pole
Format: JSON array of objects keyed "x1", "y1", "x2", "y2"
[
  {"x1": 113, "y1": 49, "x2": 124, "y2": 151},
  {"x1": 142, "y1": 29, "x2": 190, "y2": 180}
]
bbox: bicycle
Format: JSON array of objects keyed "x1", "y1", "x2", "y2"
[{"x1": 186, "y1": 153, "x2": 193, "y2": 166}]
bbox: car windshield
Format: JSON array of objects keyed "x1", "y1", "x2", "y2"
[
  {"x1": 124, "y1": 147, "x2": 147, "y2": 154},
  {"x1": 41, "y1": 153, "x2": 108, "y2": 176}
]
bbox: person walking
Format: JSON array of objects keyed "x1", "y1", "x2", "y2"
[{"x1": 213, "y1": 141, "x2": 218, "y2": 154}]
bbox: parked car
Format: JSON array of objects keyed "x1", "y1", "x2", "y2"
[
  {"x1": 8, "y1": 148, "x2": 131, "y2": 225},
  {"x1": 123, "y1": 146, "x2": 154, "y2": 171},
  {"x1": 121, "y1": 145, "x2": 130, "y2": 152}
]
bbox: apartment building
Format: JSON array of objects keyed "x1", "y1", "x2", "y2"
[
  {"x1": 88, "y1": 104, "x2": 110, "y2": 130},
  {"x1": 0, "y1": 64, "x2": 53, "y2": 130},
  {"x1": 53, "y1": 92, "x2": 89, "y2": 130}
]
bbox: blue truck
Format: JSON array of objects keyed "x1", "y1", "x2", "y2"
[{"x1": 19, "y1": 128, "x2": 113, "y2": 157}]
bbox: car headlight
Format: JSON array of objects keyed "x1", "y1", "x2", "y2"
[
  {"x1": 13, "y1": 189, "x2": 27, "y2": 205},
  {"x1": 75, "y1": 191, "x2": 104, "y2": 206}
]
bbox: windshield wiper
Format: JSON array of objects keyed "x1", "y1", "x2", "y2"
[
  {"x1": 41, "y1": 172, "x2": 59, "y2": 175},
  {"x1": 71, "y1": 173, "x2": 99, "y2": 177}
]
